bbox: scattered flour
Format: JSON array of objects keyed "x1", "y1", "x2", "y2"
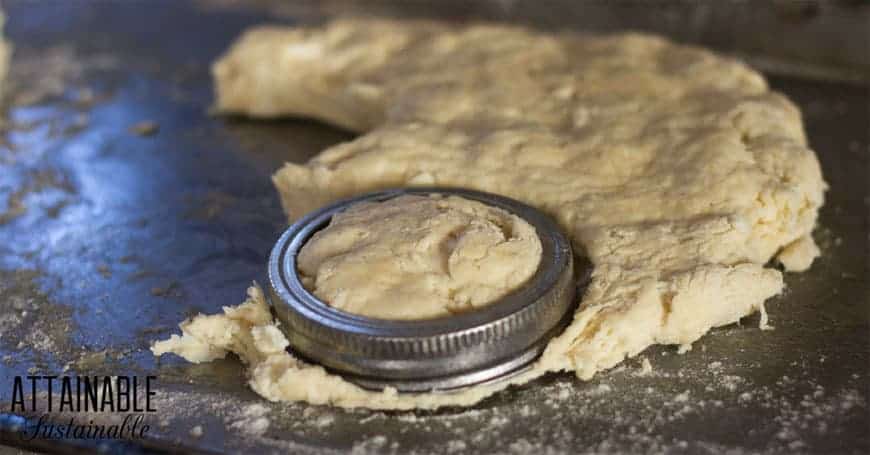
[{"x1": 228, "y1": 403, "x2": 271, "y2": 437}]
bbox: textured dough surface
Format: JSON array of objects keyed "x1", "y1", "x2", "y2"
[
  {"x1": 153, "y1": 19, "x2": 826, "y2": 410},
  {"x1": 297, "y1": 194, "x2": 541, "y2": 320}
]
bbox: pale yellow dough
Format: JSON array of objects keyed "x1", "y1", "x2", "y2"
[
  {"x1": 153, "y1": 19, "x2": 826, "y2": 410},
  {"x1": 296, "y1": 194, "x2": 541, "y2": 320}
]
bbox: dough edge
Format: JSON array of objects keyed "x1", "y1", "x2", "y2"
[{"x1": 152, "y1": 260, "x2": 782, "y2": 410}]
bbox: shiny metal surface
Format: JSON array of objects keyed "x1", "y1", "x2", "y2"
[
  {"x1": 0, "y1": 1, "x2": 866, "y2": 454},
  {"x1": 268, "y1": 188, "x2": 576, "y2": 392}
]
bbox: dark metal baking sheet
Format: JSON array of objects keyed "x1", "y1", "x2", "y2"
[{"x1": 0, "y1": 1, "x2": 867, "y2": 454}]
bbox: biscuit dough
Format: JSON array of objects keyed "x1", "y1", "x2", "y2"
[
  {"x1": 296, "y1": 194, "x2": 542, "y2": 320},
  {"x1": 153, "y1": 19, "x2": 826, "y2": 410}
]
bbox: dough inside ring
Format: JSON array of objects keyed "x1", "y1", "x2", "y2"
[{"x1": 296, "y1": 194, "x2": 542, "y2": 320}]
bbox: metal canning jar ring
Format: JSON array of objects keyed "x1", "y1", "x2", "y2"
[{"x1": 267, "y1": 187, "x2": 576, "y2": 393}]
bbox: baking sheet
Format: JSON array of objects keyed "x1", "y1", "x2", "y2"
[{"x1": 0, "y1": 1, "x2": 867, "y2": 453}]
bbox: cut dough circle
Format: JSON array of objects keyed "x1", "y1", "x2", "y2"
[{"x1": 296, "y1": 194, "x2": 542, "y2": 320}]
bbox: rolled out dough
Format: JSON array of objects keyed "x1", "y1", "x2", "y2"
[
  {"x1": 152, "y1": 19, "x2": 826, "y2": 410},
  {"x1": 297, "y1": 194, "x2": 542, "y2": 320}
]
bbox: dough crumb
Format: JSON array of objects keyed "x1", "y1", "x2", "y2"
[
  {"x1": 777, "y1": 235, "x2": 821, "y2": 272},
  {"x1": 759, "y1": 302, "x2": 774, "y2": 331},
  {"x1": 635, "y1": 357, "x2": 653, "y2": 377}
]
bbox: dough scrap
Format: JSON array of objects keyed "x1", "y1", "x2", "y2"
[
  {"x1": 297, "y1": 194, "x2": 542, "y2": 320},
  {"x1": 776, "y1": 235, "x2": 821, "y2": 272},
  {"x1": 153, "y1": 19, "x2": 826, "y2": 409}
]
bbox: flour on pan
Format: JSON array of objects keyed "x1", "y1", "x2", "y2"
[{"x1": 152, "y1": 19, "x2": 826, "y2": 410}]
